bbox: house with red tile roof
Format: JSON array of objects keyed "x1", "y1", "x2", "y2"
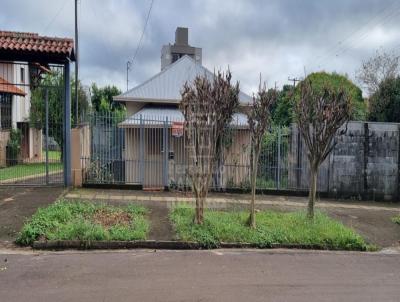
[{"x1": 0, "y1": 31, "x2": 74, "y2": 167}]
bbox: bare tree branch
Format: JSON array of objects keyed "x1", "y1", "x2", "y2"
[
  {"x1": 247, "y1": 80, "x2": 276, "y2": 228},
  {"x1": 180, "y1": 70, "x2": 239, "y2": 224},
  {"x1": 356, "y1": 49, "x2": 400, "y2": 96},
  {"x1": 295, "y1": 80, "x2": 351, "y2": 219}
]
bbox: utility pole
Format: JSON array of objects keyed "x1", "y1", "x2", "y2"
[
  {"x1": 74, "y1": 0, "x2": 79, "y2": 125},
  {"x1": 288, "y1": 76, "x2": 301, "y2": 88},
  {"x1": 126, "y1": 61, "x2": 131, "y2": 91}
]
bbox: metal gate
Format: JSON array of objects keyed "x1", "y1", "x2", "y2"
[{"x1": 0, "y1": 61, "x2": 64, "y2": 186}]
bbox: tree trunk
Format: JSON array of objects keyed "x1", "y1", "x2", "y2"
[
  {"x1": 195, "y1": 190, "x2": 205, "y2": 224},
  {"x1": 308, "y1": 166, "x2": 318, "y2": 220},
  {"x1": 249, "y1": 169, "x2": 257, "y2": 228},
  {"x1": 249, "y1": 146, "x2": 259, "y2": 228}
]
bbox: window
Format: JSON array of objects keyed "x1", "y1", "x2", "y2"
[
  {"x1": 0, "y1": 93, "x2": 12, "y2": 129},
  {"x1": 20, "y1": 67, "x2": 25, "y2": 83},
  {"x1": 171, "y1": 53, "x2": 181, "y2": 63}
]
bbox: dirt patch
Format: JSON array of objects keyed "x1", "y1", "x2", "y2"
[
  {"x1": 0, "y1": 186, "x2": 64, "y2": 242},
  {"x1": 92, "y1": 208, "x2": 131, "y2": 228}
]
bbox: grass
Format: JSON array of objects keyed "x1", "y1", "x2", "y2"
[
  {"x1": 16, "y1": 200, "x2": 150, "y2": 245},
  {"x1": 44, "y1": 150, "x2": 61, "y2": 161},
  {"x1": 0, "y1": 162, "x2": 63, "y2": 181},
  {"x1": 170, "y1": 206, "x2": 370, "y2": 251},
  {"x1": 391, "y1": 215, "x2": 400, "y2": 225}
]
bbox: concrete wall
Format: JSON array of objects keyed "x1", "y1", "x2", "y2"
[{"x1": 289, "y1": 122, "x2": 400, "y2": 201}]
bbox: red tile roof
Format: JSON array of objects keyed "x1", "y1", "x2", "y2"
[
  {"x1": 0, "y1": 76, "x2": 26, "y2": 96},
  {"x1": 0, "y1": 31, "x2": 75, "y2": 62}
]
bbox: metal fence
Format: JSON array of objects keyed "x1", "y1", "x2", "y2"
[
  {"x1": 80, "y1": 112, "x2": 400, "y2": 201},
  {"x1": 80, "y1": 112, "x2": 306, "y2": 191},
  {"x1": 0, "y1": 61, "x2": 64, "y2": 185}
]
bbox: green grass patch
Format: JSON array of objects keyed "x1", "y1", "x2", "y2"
[
  {"x1": 0, "y1": 162, "x2": 63, "y2": 181},
  {"x1": 391, "y1": 215, "x2": 400, "y2": 225},
  {"x1": 44, "y1": 150, "x2": 61, "y2": 161},
  {"x1": 170, "y1": 206, "x2": 370, "y2": 250},
  {"x1": 16, "y1": 200, "x2": 149, "y2": 245}
]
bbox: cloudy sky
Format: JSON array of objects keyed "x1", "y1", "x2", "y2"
[{"x1": 1, "y1": 0, "x2": 400, "y2": 95}]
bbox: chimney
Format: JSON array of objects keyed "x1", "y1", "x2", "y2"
[{"x1": 175, "y1": 27, "x2": 188, "y2": 46}]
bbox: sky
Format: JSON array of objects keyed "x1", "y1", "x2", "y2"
[{"x1": 1, "y1": 0, "x2": 400, "y2": 95}]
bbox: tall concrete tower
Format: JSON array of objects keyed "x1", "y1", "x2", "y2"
[{"x1": 161, "y1": 27, "x2": 202, "y2": 70}]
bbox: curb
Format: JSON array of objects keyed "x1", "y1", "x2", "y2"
[
  {"x1": 32, "y1": 240, "x2": 202, "y2": 250},
  {"x1": 31, "y1": 240, "x2": 366, "y2": 251}
]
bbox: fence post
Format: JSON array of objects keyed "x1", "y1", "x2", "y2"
[
  {"x1": 296, "y1": 125, "x2": 301, "y2": 189},
  {"x1": 139, "y1": 114, "x2": 144, "y2": 185},
  {"x1": 63, "y1": 60, "x2": 71, "y2": 187},
  {"x1": 163, "y1": 117, "x2": 169, "y2": 188},
  {"x1": 45, "y1": 88, "x2": 49, "y2": 185},
  {"x1": 277, "y1": 127, "x2": 281, "y2": 190}
]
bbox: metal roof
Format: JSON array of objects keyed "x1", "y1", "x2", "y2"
[
  {"x1": 115, "y1": 55, "x2": 252, "y2": 105},
  {"x1": 118, "y1": 105, "x2": 249, "y2": 128}
]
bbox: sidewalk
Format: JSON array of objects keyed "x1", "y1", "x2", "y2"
[{"x1": 65, "y1": 188, "x2": 400, "y2": 212}]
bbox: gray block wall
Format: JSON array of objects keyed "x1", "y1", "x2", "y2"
[{"x1": 290, "y1": 122, "x2": 400, "y2": 201}]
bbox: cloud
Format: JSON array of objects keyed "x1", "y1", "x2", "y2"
[{"x1": 1, "y1": 0, "x2": 399, "y2": 95}]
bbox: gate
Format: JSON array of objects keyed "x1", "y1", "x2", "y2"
[{"x1": 0, "y1": 61, "x2": 64, "y2": 186}]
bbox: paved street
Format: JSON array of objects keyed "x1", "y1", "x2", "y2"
[{"x1": 0, "y1": 249, "x2": 399, "y2": 302}]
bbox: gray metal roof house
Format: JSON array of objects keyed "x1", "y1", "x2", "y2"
[
  {"x1": 113, "y1": 28, "x2": 252, "y2": 189},
  {"x1": 114, "y1": 27, "x2": 251, "y2": 127}
]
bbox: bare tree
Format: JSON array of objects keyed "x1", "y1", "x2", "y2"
[
  {"x1": 180, "y1": 71, "x2": 239, "y2": 224},
  {"x1": 356, "y1": 49, "x2": 400, "y2": 95},
  {"x1": 295, "y1": 80, "x2": 351, "y2": 219},
  {"x1": 247, "y1": 82, "x2": 276, "y2": 228}
]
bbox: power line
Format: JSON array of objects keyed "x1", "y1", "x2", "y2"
[
  {"x1": 126, "y1": 0, "x2": 155, "y2": 90},
  {"x1": 307, "y1": 0, "x2": 400, "y2": 71},
  {"x1": 42, "y1": 0, "x2": 69, "y2": 34},
  {"x1": 130, "y1": 0, "x2": 155, "y2": 64}
]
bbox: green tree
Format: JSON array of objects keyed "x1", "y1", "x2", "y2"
[
  {"x1": 91, "y1": 83, "x2": 123, "y2": 112},
  {"x1": 272, "y1": 84, "x2": 294, "y2": 126},
  {"x1": 299, "y1": 72, "x2": 366, "y2": 121},
  {"x1": 369, "y1": 77, "x2": 400, "y2": 122},
  {"x1": 29, "y1": 72, "x2": 89, "y2": 155}
]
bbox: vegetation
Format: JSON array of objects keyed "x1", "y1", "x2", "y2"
[
  {"x1": 247, "y1": 82, "x2": 276, "y2": 227},
  {"x1": 356, "y1": 49, "x2": 400, "y2": 96},
  {"x1": 299, "y1": 72, "x2": 365, "y2": 120},
  {"x1": 0, "y1": 163, "x2": 62, "y2": 181},
  {"x1": 91, "y1": 84, "x2": 124, "y2": 113},
  {"x1": 271, "y1": 84, "x2": 295, "y2": 126},
  {"x1": 295, "y1": 79, "x2": 351, "y2": 219},
  {"x1": 16, "y1": 200, "x2": 149, "y2": 245},
  {"x1": 391, "y1": 215, "x2": 400, "y2": 225},
  {"x1": 368, "y1": 77, "x2": 400, "y2": 122},
  {"x1": 6, "y1": 128, "x2": 22, "y2": 165},
  {"x1": 30, "y1": 72, "x2": 90, "y2": 156},
  {"x1": 170, "y1": 206, "x2": 369, "y2": 250},
  {"x1": 180, "y1": 70, "x2": 239, "y2": 224}
]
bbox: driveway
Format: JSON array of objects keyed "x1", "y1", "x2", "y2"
[
  {"x1": 0, "y1": 249, "x2": 399, "y2": 302},
  {"x1": 0, "y1": 186, "x2": 64, "y2": 242}
]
